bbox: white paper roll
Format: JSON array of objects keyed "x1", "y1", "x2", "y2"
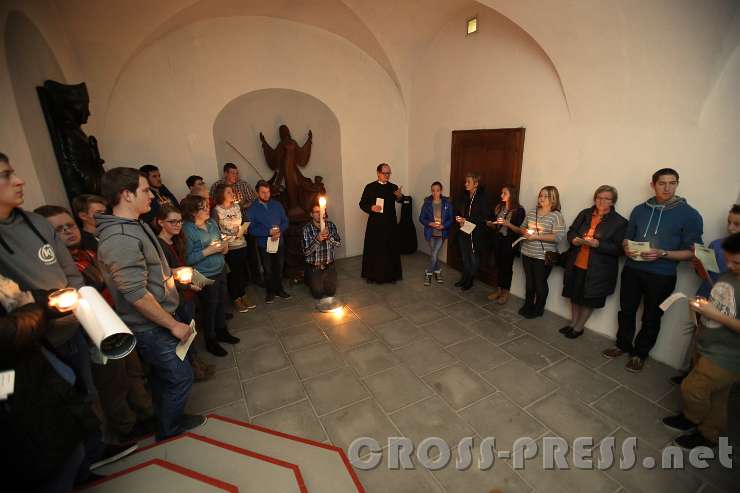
[{"x1": 74, "y1": 286, "x2": 136, "y2": 359}]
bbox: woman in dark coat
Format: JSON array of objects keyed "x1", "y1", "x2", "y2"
[{"x1": 560, "y1": 185, "x2": 628, "y2": 338}]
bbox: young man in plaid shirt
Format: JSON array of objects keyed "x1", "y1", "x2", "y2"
[{"x1": 302, "y1": 203, "x2": 341, "y2": 299}]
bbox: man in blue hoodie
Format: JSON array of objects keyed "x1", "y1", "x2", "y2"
[
  {"x1": 247, "y1": 180, "x2": 290, "y2": 303},
  {"x1": 602, "y1": 168, "x2": 703, "y2": 372}
]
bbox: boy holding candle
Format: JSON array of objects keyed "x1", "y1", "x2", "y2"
[{"x1": 303, "y1": 200, "x2": 342, "y2": 299}]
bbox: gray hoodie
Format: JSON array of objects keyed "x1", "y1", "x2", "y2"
[
  {"x1": 0, "y1": 208, "x2": 84, "y2": 346},
  {"x1": 96, "y1": 213, "x2": 179, "y2": 333}
]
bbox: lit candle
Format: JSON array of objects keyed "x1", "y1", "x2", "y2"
[
  {"x1": 48, "y1": 288, "x2": 79, "y2": 312},
  {"x1": 173, "y1": 266, "x2": 193, "y2": 284},
  {"x1": 691, "y1": 296, "x2": 707, "y2": 308},
  {"x1": 527, "y1": 228, "x2": 535, "y2": 236},
  {"x1": 319, "y1": 196, "x2": 327, "y2": 232}
]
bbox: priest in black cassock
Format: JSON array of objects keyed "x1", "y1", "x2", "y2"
[{"x1": 359, "y1": 163, "x2": 403, "y2": 283}]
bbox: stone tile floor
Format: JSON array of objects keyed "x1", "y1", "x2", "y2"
[{"x1": 186, "y1": 253, "x2": 736, "y2": 493}]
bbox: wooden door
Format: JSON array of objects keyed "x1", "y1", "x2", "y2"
[{"x1": 448, "y1": 128, "x2": 525, "y2": 285}]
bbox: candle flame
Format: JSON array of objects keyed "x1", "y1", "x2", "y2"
[
  {"x1": 319, "y1": 196, "x2": 327, "y2": 207},
  {"x1": 48, "y1": 288, "x2": 79, "y2": 312}
]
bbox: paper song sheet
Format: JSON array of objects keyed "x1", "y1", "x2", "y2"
[
  {"x1": 694, "y1": 243, "x2": 720, "y2": 273},
  {"x1": 375, "y1": 197, "x2": 384, "y2": 213},
  {"x1": 267, "y1": 237, "x2": 280, "y2": 253},
  {"x1": 0, "y1": 370, "x2": 14, "y2": 400},
  {"x1": 627, "y1": 240, "x2": 651, "y2": 261},
  {"x1": 659, "y1": 292, "x2": 688, "y2": 312},
  {"x1": 239, "y1": 222, "x2": 250, "y2": 237},
  {"x1": 459, "y1": 221, "x2": 476, "y2": 235},
  {"x1": 176, "y1": 321, "x2": 197, "y2": 361}
]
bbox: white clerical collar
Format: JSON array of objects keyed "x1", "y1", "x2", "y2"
[{"x1": 378, "y1": 180, "x2": 388, "y2": 185}]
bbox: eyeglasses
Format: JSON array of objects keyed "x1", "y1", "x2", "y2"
[
  {"x1": 165, "y1": 219, "x2": 183, "y2": 225},
  {"x1": 54, "y1": 223, "x2": 78, "y2": 234}
]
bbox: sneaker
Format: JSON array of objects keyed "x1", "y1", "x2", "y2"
[
  {"x1": 625, "y1": 356, "x2": 645, "y2": 373},
  {"x1": 90, "y1": 442, "x2": 138, "y2": 470},
  {"x1": 265, "y1": 293, "x2": 275, "y2": 304},
  {"x1": 424, "y1": 273, "x2": 432, "y2": 286},
  {"x1": 233, "y1": 298, "x2": 249, "y2": 313},
  {"x1": 673, "y1": 431, "x2": 714, "y2": 450},
  {"x1": 240, "y1": 294, "x2": 257, "y2": 309},
  {"x1": 663, "y1": 414, "x2": 697, "y2": 433},
  {"x1": 487, "y1": 288, "x2": 502, "y2": 301},
  {"x1": 179, "y1": 414, "x2": 207, "y2": 433},
  {"x1": 434, "y1": 271, "x2": 444, "y2": 284},
  {"x1": 601, "y1": 347, "x2": 625, "y2": 359},
  {"x1": 277, "y1": 289, "x2": 292, "y2": 300}
]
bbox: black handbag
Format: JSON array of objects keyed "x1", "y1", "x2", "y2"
[{"x1": 536, "y1": 209, "x2": 563, "y2": 267}]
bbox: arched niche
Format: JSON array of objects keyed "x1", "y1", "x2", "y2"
[
  {"x1": 213, "y1": 88, "x2": 345, "y2": 258},
  {"x1": 4, "y1": 10, "x2": 68, "y2": 207}
]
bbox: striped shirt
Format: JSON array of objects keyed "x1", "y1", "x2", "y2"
[
  {"x1": 302, "y1": 221, "x2": 341, "y2": 267},
  {"x1": 210, "y1": 179, "x2": 256, "y2": 207},
  {"x1": 519, "y1": 209, "x2": 566, "y2": 260}
]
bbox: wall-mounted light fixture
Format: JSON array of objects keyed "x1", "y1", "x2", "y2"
[{"x1": 467, "y1": 16, "x2": 478, "y2": 35}]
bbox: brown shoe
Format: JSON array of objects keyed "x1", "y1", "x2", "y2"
[
  {"x1": 487, "y1": 288, "x2": 502, "y2": 301},
  {"x1": 240, "y1": 294, "x2": 256, "y2": 309},
  {"x1": 601, "y1": 347, "x2": 625, "y2": 359},
  {"x1": 233, "y1": 298, "x2": 249, "y2": 313},
  {"x1": 625, "y1": 356, "x2": 645, "y2": 373},
  {"x1": 191, "y1": 354, "x2": 215, "y2": 380},
  {"x1": 497, "y1": 290, "x2": 510, "y2": 305}
]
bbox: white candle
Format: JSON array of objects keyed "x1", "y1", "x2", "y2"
[
  {"x1": 527, "y1": 228, "x2": 535, "y2": 235},
  {"x1": 48, "y1": 288, "x2": 79, "y2": 312},
  {"x1": 319, "y1": 196, "x2": 327, "y2": 232}
]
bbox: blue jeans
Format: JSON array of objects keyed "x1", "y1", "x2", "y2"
[
  {"x1": 427, "y1": 237, "x2": 445, "y2": 273},
  {"x1": 134, "y1": 326, "x2": 194, "y2": 440}
]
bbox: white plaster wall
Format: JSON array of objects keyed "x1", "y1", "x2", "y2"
[
  {"x1": 409, "y1": 6, "x2": 740, "y2": 368},
  {"x1": 102, "y1": 16, "x2": 407, "y2": 257},
  {"x1": 0, "y1": 1, "x2": 86, "y2": 209}
]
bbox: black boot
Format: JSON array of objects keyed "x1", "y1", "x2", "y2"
[
  {"x1": 216, "y1": 327, "x2": 240, "y2": 344},
  {"x1": 205, "y1": 339, "x2": 227, "y2": 357}
]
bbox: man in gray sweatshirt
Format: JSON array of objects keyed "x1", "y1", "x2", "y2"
[
  {"x1": 96, "y1": 167, "x2": 202, "y2": 440},
  {"x1": 0, "y1": 152, "x2": 96, "y2": 400}
]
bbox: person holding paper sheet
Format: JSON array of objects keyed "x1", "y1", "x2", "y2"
[
  {"x1": 560, "y1": 186, "x2": 627, "y2": 338},
  {"x1": 419, "y1": 181, "x2": 454, "y2": 286},
  {"x1": 694, "y1": 204, "x2": 739, "y2": 298},
  {"x1": 517, "y1": 186, "x2": 566, "y2": 318},
  {"x1": 182, "y1": 194, "x2": 240, "y2": 357},
  {"x1": 662, "y1": 232, "x2": 740, "y2": 450},
  {"x1": 213, "y1": 183, "x2": 255, "y2": 313},
  {"x1": 359, "y1": 163, "x2": 403, "y2": 283},
  {"x1": 486, "y1": 184, "x2": 526, "y2": 304},
  {"x1": 602, "y1": 168, "x2": 703, "y2": 373},
  {"x1": 247, "y1": 180, "x2": 291, "y2": 302},
  {"x1": 97, "y1": 167, "x2": 203, "y2": 440},
  {"x1": 156, "y1": 204, "x2": 216, "y2": 382},
  {"x1": 0, "y1": 153, "x2": 99, "y2": 403},
  {"x1": 36, "y1": 204, "x2": 160, "y2": 443},
  {"x1": 454, "y1": 172, "x2": 490, "y2": 291}
]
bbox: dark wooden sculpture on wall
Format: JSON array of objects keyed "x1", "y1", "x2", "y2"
[
  {"x1": 259, "y1": 125, "x2": 326, "y2": 279},
  {"x1": 37, "y1": 80, "x2": 105, "y2": 203}
]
